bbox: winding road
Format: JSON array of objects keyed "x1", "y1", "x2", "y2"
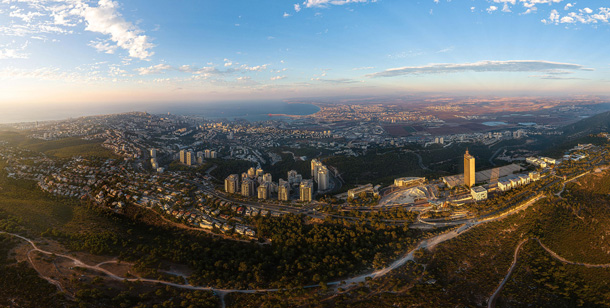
[
  {"x1": 487, "y1": 238, "x2": 610, "y2": 308},
  {"x1": 0, "y1": 192, "x2": 548, "y2": 308}
]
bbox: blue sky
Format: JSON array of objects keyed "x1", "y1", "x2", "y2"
[{"x1": 1, "y1": 0, "x2": 609, "y2": 107}]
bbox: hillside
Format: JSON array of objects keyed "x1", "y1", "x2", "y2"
[{"x1": 563, "y1": 111, "x2": 610, "y2": 138}]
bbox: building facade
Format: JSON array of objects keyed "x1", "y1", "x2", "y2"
[
  {"x1": 278, "y1": 180, "x2": 290, "y2": 201},
  {"x1": 241, "y1": 178, "x2": 256, "y2": 197},
  {"x1": 224, "y1": 174, "x2": 239, "y2": 194},
  {"x1": 464, "y1": 149, "x2": 475, "y2": 188},
  {"x1": 317, "y1": 166, "x2": 330, "y2": 191},
  {"x1": 300, "y1": 180, "x2": 313, "y2": 202}
]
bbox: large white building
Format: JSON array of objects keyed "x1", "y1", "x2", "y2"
[
  {"x1": 311, "y1": 159, "x2": 323, "y2": 178},
  {"x1": 471, "y1": 186, "x2": 488, "y2": 201},
  {"x1": 394, "y1": 177, "x2": 425, "y2": 187},
  {"x1": 317, "y1": 166, "x2": 330, "y2": 191}
]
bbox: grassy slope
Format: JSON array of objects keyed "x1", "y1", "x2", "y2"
[{"x1": 0, "y1": 131, "x2": 116, "y2": 159}]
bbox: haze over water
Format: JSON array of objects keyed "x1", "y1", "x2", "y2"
[{"x1": 1, "y1": 102, "x2": 320, "y2": 124}]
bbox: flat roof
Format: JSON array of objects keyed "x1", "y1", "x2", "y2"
[{"x1": 442, "y1": 164, "x2": 523, "y2": 188}]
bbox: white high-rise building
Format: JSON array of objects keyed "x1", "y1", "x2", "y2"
[
  {"x1": 311, "y1": 159, "x2": 323, "y2": 179},
  {"x1": 317, "y1": 166, "x2": 330, "y2": 191}
]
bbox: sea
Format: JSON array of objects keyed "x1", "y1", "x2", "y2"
[{"x1": 0, "y1": 101, "x2": 321, "y2": 124}]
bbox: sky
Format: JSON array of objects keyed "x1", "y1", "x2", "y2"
[{"x1": 1, "y1": 0, "x2": 610, "y2": 111}]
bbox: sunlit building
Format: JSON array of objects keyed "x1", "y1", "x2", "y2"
[
  {"x1": 300, "y1": 180, "x2": 313, "y2": 202},
  {"x1": 241, "y1": 178, "x2": 256, "y2": 197},
  {"x1": 317, "y1": 166, "x2": 330, "y2": 191},
  {"x1": 224, "y1": 174, "x2": 239, "y2": 194},
  {"x1": 464, "y1": 149, "x2": 475, "y2": 188},
  {"x1": 258, "y1": 183, "x2": 269, "y2": 200}
]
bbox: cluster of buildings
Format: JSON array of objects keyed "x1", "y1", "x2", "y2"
[
  {"x1": 225, "y1": 159, "x2": 332, "y2": 203},
  {"x1": 526, "y1": 156, "x2": 557, "y2": 168},
  {"x1": 178, "y1": 148, "x2": 218, "y2": 166},
  {"x1": 101, "y1": 129, "x2": 143, "y2": 159},
  {"x1": 0, "y1": 143, "x2": 264, "y2": 239}
]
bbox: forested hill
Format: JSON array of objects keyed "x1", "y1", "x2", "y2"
[{"x1": 563, "y1": 111, "x2": 610, "y2": 138}]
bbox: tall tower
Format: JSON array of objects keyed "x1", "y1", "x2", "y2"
[
  {"x1": 464, "y1": 149, "x2": 475, "y2": 188},
  {"x1": 317, "y1": 166, "x2": 330, "y2": 191}
]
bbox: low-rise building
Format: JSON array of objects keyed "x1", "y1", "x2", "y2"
[{"x1": 470, "y1": 186, "x2": 488, "y2": 201}]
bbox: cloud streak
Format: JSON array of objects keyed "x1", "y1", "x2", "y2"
[
  {"x1": 301, "y1": 0, "x2": 377, "y2": 9},
  {"x1": 368, "y1": 60, "x2": 593, "y2": 78}
]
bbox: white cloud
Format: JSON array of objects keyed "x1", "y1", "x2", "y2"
[
  {"x1": 77, "y1": 0, "x2": 154, "y2": 60},
  {"x1": 0, "y1": 66, "x2": 103, "y2": 83},
  {"x1": 0, "y1": 0, "x2": 155, "y2": 60},
  {"x1": 302, "y1": 0, "x2": 377, "y2": 9},
  {"x1": 9, "y1": 8, "x2": 43, "y2": 22},
  {"x1": 270, "y1": 75, "x2": 286, "y2": 80},
  {"x1": 487, "y1": 6, "x2": 498, "y2": 13},
  {"x1": 283, "y1": 12, "x2": 291, "y2": 18},
  {"x1": 352, "y1": 66, "x2": 375, "y2": 70},
  {"x1": 367, "y1": 60, "x2": 593, "y2": 78},
  {"x1": 89, "y1": 40, "x2": 117, "y2": 54},
  {"x1": 542, "y1": 7, "x2": 610, "y2": 25},
  {"x1": 0, "y1": 47, "x2": 28, "y2": 59},
  {"x1": 294, "y1": 3, "x2": 301, "y2": 12},
  {"x1": 135, "y1": 62, "x2": 269, "y2": 78},
  {"x1": 0, "y1": 41, "x2": 29, "y2": 59},
  {"x1": 502, "y1": 3, "x2": 511, "y2": 12},
  {"x1": 136, "y1": 63, "x2": 171, "y2": 75},
  {"x1": 564, "y1": 3, "x2": 573, "y2": 10}
]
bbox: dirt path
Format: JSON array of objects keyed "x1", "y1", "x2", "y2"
[
  {"x1": 487, "y1": 239, "x2": 528, "y2": 308},
  {"x1": 487, "y1": 237, "x2": 610, "y2": 308},
  {"x1": 0, "y1": 193, "x2": 548, "y2": 305}
]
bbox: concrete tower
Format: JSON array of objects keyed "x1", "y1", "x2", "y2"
[{"x1": 464, "y1": 149, "x2": 475, "y2": 188}]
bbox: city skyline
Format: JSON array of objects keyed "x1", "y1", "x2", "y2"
[{"x1": 1, "y1": 0, "x2": 610, "y2": 111}]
